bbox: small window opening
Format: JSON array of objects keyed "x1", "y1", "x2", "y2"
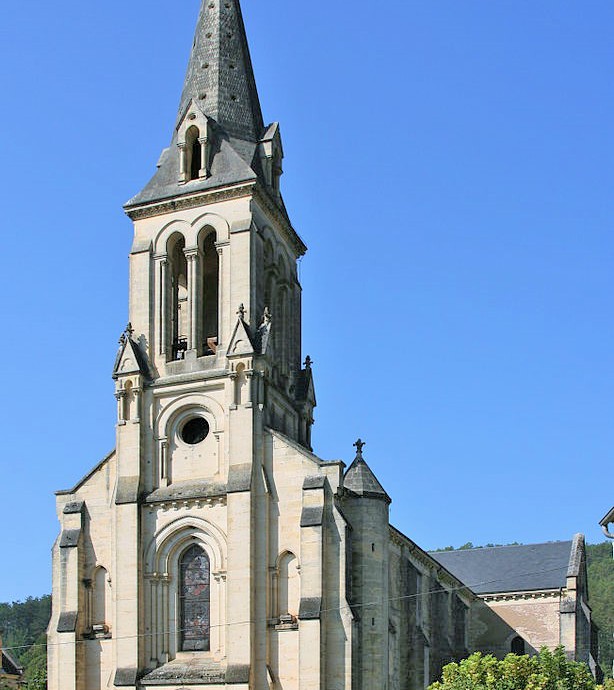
[
  {"x1": 511, "y1": 636, "x2": 525, "y2": 655},
  {"x1": 191, "y1": 138, "x2": 202, "y2": 180},
  {"x1": 186, "y1": 125, "x2": 201, "y2": 181}
]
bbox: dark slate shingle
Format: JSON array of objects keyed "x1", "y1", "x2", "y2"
[{"x1": 429, "y1": 541, "x2": 574, "y2": 594}]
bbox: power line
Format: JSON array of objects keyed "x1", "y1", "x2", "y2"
[{"x1": 1, "y1": 564, "x2": 569, "y2": 654}]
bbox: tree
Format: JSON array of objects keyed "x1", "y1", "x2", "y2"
[
  {"x1": 429, "y1": 647, "x2": 597, "y2": 690},
  {"x1": 25, "y1": 668, "x2": 47, "y2": 690}
]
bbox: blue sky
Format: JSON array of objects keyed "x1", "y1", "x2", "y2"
[{"x1": 0, "y1": 1, "x2": 612, "y2": 601}]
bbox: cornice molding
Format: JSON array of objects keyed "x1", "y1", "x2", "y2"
[
  {"x1": 124, "y1": 183, "x2": 255, "y2": 221},
  {"x1": 145, "y1": 495, "x2": 227, "y2": 512},
  {"x1": 482, "y1": 589, "x2": 562, "y2": 603},
  {"x1": 252, "y1": 184, "x2": 307, "y2": 258}
]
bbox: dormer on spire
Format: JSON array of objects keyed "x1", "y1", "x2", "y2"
[
  {"x1": 125, "y1": 0, "x2": 293, "y2": 213},
  {"x1": 177, "y1": 102, "x2": 210, "y2": 183}
]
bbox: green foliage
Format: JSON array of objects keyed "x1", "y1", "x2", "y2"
[
  {"x1": 586, "y1": 543, "x2": 613, "y2": 678},
  {"x1": 429, "y1": 647, "x2": 596, "y2": 690},
  {"x1": 0, "y1": 595, "x2": 50, "y2": 685},
  {"x1": 24, "y1": 668, "x2": 47, "y2": 690},
  {"x1": 433, "y1": 543, "x2": 521, "y2": 552}
]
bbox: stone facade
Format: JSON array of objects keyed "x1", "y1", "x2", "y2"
[{"x1": 47, "y1": 2, "x2": 600, "y2": 689}]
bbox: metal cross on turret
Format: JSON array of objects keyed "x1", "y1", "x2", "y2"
[{"x1": 353, "y1": 438, "x2": 366, "y2": 458}]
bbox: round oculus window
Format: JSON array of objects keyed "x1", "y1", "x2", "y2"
[{"x1": 180, "y1": 417, "x2": 210, "y2": 445}]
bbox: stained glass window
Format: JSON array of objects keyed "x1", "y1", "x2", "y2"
[{"x1": 180, "y1": 544, "x2": 211, "y2": 651}]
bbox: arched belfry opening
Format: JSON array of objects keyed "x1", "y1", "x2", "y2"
[
  {"x1": 186, "y1": 126, "x2": 202, "y2": 181},
  {"x1": 179, "y1": 544, "x2": 211, "y2": 652},
  {"x1": 200, "y1": 230, "x2": 219, "y2": 354},
  {"x1": 168, "y1": 233, "x2": 188, "y2": 359}
]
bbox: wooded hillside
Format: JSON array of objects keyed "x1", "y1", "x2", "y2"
[{"x1": 587, "y1": 542, "x2": 613, "y2": 678}]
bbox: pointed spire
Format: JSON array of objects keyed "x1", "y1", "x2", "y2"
[{"x1": 178, "y1": 0, "x2": 264, "y2": 141}]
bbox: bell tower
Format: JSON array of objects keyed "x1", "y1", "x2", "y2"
[
  {"x1": 114, "y1": 0, "x2": 317, "y2": 679},
  {"x1": 122, "y1": 0, "x2": 314, "y2": 447},
  {"x1": 48, "y1": 3, "x2": 356, "y2": 689}
]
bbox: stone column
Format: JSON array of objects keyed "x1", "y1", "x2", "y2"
[
  {"x1": 115, "y1": 391, "x2": 126, "y2": 426},
  {"x1": 185, "y1": 249, "x2": 199, "y2": 352},
  {"x1": 245, "y1": 371, "x2": 254, "y2": 408},
  {"x1": 216, "y1": 243, "x2": 225, "y2": 347},
  {"x1": 198, "y1": 136, "x2": 208, "y2": 178},
  {"x1": 161, "y1": 576, "x2": 170, "y2": 663},
  {"x1": 178, "y1": 143, "x2": 187, "y2": 183},
  {"x1": 159, "y1": 439, "x2": 168, "y2": 485},
  {"x1": 133, "y1": 386, "x2": 141, "y2": 423}
]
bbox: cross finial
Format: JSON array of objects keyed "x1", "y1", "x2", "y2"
[
  {"x1": 119, "y1": 322, "x2": 134, "y2": 346},
  {"x1": 304, "y1": 355, "x2": 313, "y2": 369},
  {"x1": 354, "y1": 438, "x2": 365, "y2": 457},
  {"x1": 237, "y1": 304, "x2": 246, "y2": 320}
]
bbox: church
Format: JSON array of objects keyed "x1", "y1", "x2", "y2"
[{"x1": 47, "y1": 2, "x2": 600, "y2": 689}]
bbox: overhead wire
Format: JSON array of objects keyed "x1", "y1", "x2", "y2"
[{"x1": 0, "y1": 563, "x2": 570, "y2": 654}]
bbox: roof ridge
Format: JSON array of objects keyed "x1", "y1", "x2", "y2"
[{"x1": 428, "y1": 539, "x2": 575, "y2": 556}]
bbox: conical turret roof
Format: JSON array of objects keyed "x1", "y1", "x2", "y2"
[{"x1": 344, "y1": 440, "x2": 391, "y2": 503}]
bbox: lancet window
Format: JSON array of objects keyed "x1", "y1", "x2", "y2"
[
  {"x1": 179, "y1": 545, "x2": 211, "y2": 652},
  {"x1": 168, "y1": 234, "x2": 188, "y2": 359},
  {"x1": 200, "y1": 230, "x2": 219, "y2": 354},
  {"x1": 277, "y1": 551, "x2": 299, "y2": 620},
  {"x1": 186, "y1": 125, "x2": 202, "y2": 181}
]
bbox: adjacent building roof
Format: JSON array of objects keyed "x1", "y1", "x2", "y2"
[
  {"x1": 1, "y1": 648, "x2": 23, "y2": 677},
  {"x1": 600, "y1": 506, "x2": 614, "y2": 538},
  {"x1": 429, "y1": 539, "x2": 578, "y2": 595}
]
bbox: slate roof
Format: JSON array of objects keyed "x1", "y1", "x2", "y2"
[
  {"x1": 600, "y1": 506, "x2": 614, "y2": 528},
  {"x1": 125, "y1": 0, "x2": 269, "y2": 210},
  {"x1": 1, "y1": 649, "x2": 23, "y2": 676},
  {"x1": 429, "y1": 540, "x2": 577, "y2": 595},
  {"x1": 344, "y1": 451, "x2": 391, "y2": 503},
  {"x1": 176, "y1": 0, "x2": 263, "y2": 141}
]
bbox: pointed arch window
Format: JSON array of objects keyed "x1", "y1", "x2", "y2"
[
  {"x1": 186, "y1": 126, "x2": 202, "y2": 181},
  {"x1": 277, "y1": 551, "x2": 299, "y2": 619},
  {"x1": 200, "y1": 230, "x2": 219, "y2": 354},
  {"x1": 179, "y1": 545, "x2": 211, "y2": 651},
  {"x1": 168, "y1": 234, "x2": 188, "y2": 359}
]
